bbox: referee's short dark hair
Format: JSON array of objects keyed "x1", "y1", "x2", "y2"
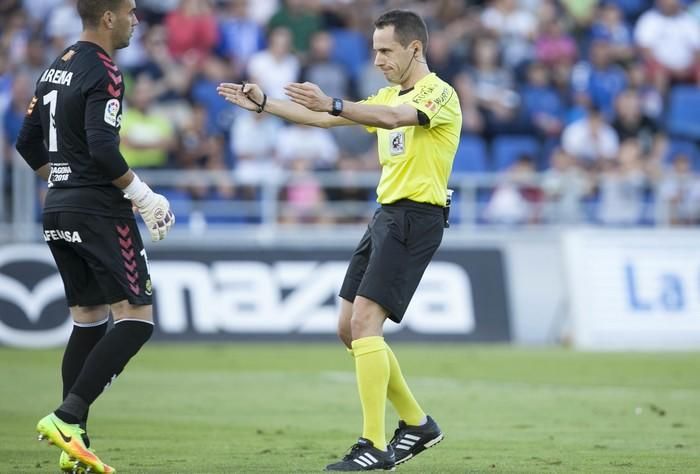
[
  {"x1": 77, "y1": 0, "x2": 124, "y2": 28},
  {"x1": 374, "y1": 10, "x2": 428, "y2": 50}
]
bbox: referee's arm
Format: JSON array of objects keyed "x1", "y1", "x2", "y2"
[
  {"x1": 217, "y1": 82, "x2": 353, "y2": 128},
  {"x1": 284, "y1": 81, "x2": 422, "y2": 129}
]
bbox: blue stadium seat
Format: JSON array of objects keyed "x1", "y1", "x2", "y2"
[
  {"x1": 452, "y1": 135, "x2": 488, "y2": 173},
  {"x1": 664, "y1": 139, "x2": 700, "y2": 171},
  {"x1": 666, "y1": 86, "x2": 700, "y2": 140},
  {"x1": 491, "y1": 135, "x2": 541, "y2": 171},
  {"x1": 330, "y1": 29, "x2": 369, "y2": 80}
]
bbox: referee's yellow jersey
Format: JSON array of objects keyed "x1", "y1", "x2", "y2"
[{"x1": 362, "y1": 72, "x2": 462, "y2": 206}]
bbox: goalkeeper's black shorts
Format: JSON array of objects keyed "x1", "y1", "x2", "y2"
[
  {"x1": 43, "y1": 212, "x2": 152, "y2": 307},
  {"x1": 339, "y1": 200, "x2": 444, "y2": 323}
]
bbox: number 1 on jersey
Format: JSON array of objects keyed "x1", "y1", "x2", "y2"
[{"x1": 43, "y1": 90, "x2": 58, "y2": 152}]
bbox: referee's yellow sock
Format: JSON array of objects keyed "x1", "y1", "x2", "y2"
[
  {"x1": 386, "y1": 342, "x2": 426, "y2": 426},
  {"x1": 352, "y1": 336, "x2": 389, "y2": 450}
]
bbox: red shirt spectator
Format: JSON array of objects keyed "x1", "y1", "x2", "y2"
[{"x1": 165, "y1": 0, "x2": 219, "y2": 64}]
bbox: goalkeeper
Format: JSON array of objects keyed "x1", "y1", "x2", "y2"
[{"x1": 15, "y1": 0, "x2": 173, "y2": 471}]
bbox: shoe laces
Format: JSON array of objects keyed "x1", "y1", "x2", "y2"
[
  {"x1": 390, "y1": 422, "x2": 407, "y2": 445},
  {"x1": 342, "y1": 442, "x2": 367, "y2": 461}
]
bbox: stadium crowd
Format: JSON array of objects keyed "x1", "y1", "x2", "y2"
[{"x1": 2, "y1": 0, "x2": 700, "y2": 226}]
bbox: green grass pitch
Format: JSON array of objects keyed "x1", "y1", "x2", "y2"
[{"x1": 1, "y1": 344, "x2": 699, "y2": 473}]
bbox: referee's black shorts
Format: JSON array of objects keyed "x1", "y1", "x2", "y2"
[
  {"x1": 339, "y1": 199, "x2": 444, "y2": 323},
  {"x1": 43, "y1": 212, "x2": 153, "y2": 307}
]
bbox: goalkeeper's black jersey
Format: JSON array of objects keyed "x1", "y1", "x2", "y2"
[{"x1": 23, "y1": 41, "x2": 132, "y2": 218}]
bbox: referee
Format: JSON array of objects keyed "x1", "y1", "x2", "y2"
[{"x1": 218, "y1": 9, "x2": 461, "y2": 472}]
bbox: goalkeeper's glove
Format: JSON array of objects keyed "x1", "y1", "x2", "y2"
[{"x1": 123, "y1": 174, "x2": 175, "y2": 241}]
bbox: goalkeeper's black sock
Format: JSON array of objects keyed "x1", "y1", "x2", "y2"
[
  {"x1": 57, "y1": 319, "x2": 153, "y2": 420},
  {"x1": 60, "y1": 318, "x2": 108, "y2": 446}
]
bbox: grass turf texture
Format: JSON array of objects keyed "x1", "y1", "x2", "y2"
[{"x1": 1, "y1": 344, "x2": 698, "y2": 473}]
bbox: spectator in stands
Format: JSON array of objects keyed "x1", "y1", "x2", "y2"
[
  {"x1": 280, "y1": 157, "x2": 330, "y2": 225},
  {"x1": 560, "y1": 0, "x2": 598, "y2": 29},
  {"x1": 425, "y1": 30, "x2": 462, "y2": 85},
  {"x1": 481, "y1": 0, "x2": 537, "y2": 68},
  {"x1": 17, "y1": 34, "x2": 49, "y2": 84},
  {"x1": 190, "y1": 55, "x2": 237, "y2": 133},
  {"x1": 542, "y1": 148, "x2": 593, "y2": 223},
  {"x1": 176, "y1": 102, "x2": 234, "y2": 200},
  {"x1": 634, "y1": 0, "x2": 700, "y2": 92},
  {"x1": 276, "y1": 123, "x2": 339, "y2": 171},
  {"x1": 452, "y1": 72, "x2": 485, "y2": 135},
  {"x1": 484, "y1": 155, "x2": 542, "y2": 224},
  {"x1": 590, "y1": 1, "x2": 635, "y2": 64},
  {"x1": 534, "y1": 18, "x2": 577, "y2": 68},
  {"x1": 21, "y1": 0, "x2": 62, "y2": 27},
  {"x1": 656, "y1": 152, "x2": 700, "y2": 225},
  {"x1": 596, "y1": 139, "x2": 648, "y2": 225},
  {"x1": 165, "y1": 0, "x2": 219, "y2": 65},
  {"x1": 1, "y1": 9, "x2": 30, "y2": 67},
  {"x1": 562, "y1": 106, "x2": 620, "y2": 163},
  {"x1": 216, "y1": 0, "x2": 265, "y2": 79},
  {"x1": 231, "y1": 111, "x2": 284, "y2": 199},
  {"x1": 120, "y1": 75, "x2": 176, "y2": 169},
  {"x1": 45, "y1": 0, "x2": 82, "y2": 54},
  {"x1": 300, "y1": 30, "x2": 350, "y2": 102},
  {"x1": 467, "y1": 35, "x2": 522, "y2": 137},
  {"x1": 626, "y1": 60, "x2": 664, "y2": 120},
  {"x1": 611, "y1": 88, "x2": 663, "y2": 158},
  {"x1": 520, "y1": 61, "x2": 564, "y2": 140},
  {"x1": 2, "y1": 72, "x2": 32, "y2": 164},
  {"x1": 267, "y1": 0, "x2": 323, "y2": 54},
  {"x1": 128, "y1": 24, "x2": 193, "y2": 102},
  {"x1": 247, "y1": 27, "x2": 300, "y2": 100},
  {"x1": 138, "y1": 0, "x2": 181, "y2": 24},
  {"x1": 571, "y1": 38, "x2": 627, "y2": 118}
]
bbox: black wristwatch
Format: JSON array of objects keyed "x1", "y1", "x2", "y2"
[{"x1": 330, "y1": 97, "x2": 344, "y2": 116}]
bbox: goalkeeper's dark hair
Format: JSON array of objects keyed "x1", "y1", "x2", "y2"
[
  {"x1": 374, "y1": 10, "x2": 428, "y2": 50},
  {"x1": 77, "y1": 0, "x2": 124, "y2": 28}
]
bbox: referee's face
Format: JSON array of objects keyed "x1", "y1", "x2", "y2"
[{"x1": 372, "y1": 26, "x2": 413, "y2": 85}]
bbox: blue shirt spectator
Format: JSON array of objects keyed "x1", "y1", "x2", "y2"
[
  {"x1": 571, "y1": 39, "x2": 627, "y2": 117},
  {"x1": 216, "y1": 0, "x2": 265, "y2": 79}
]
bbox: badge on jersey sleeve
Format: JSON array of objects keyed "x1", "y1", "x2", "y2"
[
  {"x1": 389, "y1": 131, "x2": 405, "y2": 155},
  {"x1": 104, "y1": 98, "x2": 121, "y2": 127}
]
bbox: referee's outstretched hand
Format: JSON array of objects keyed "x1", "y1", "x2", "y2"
[
  {"x1": 217, "y1": 82, "x2": 263, "y2": 112},
  {"x1": 285, "y1": 82, "x2": 332, "y2": 113}
]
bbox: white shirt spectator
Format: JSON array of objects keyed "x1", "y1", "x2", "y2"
[
  {"x1": 46, "y1": 2, "x2": 83, "y2": 48},
  {"x1": 562, "y1": 116, "x2": 620, "y2": 161},
  {"x1": 634, "y1": 8, "x2": 700, "y2": 70},
  {"x1": 247, "y1": 50, "x2": 300, "y2": 100},
  {"x1": 276, "y1": 125, "x2": 339, "y2": 169},
  {"x1": 481, "y1": 4, "x2": 537, "y2": 39},
  {"x1": 231, "y1": 112, "x2": 283, "y2": 184},
  {"x1": 22, "y1": 0, "x2": 63, "y2": 24}
]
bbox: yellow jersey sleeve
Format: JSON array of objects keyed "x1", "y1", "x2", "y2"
[
  {"x1": 408, "y1": 78, "x2": 458, "y2": 129},
  {"x1": 358, "y1": 86, "x2": 396, "y2": 133}
]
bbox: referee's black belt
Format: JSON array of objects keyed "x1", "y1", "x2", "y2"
[{"x1": 381, "y1": 199, "x2": 444, "y2": 214}]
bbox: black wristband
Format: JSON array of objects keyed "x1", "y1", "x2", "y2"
[
  {"x1": 256, "y1": 93, "x2": 267, "y2": 113},
  {"x1": 249, "y1": 93, "x2": 267, "y2": 113},
  {"x1": 242, "y1": 81, "x2": 267, "y2": 113}
]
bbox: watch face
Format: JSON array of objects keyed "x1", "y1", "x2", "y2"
[{"x1": 332, "y1": 98, "x2": 343, "y2": 115}]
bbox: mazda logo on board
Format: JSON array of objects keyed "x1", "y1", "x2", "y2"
[{"x1": 0, "y1": 244, "x2": 72, "y2": 348}]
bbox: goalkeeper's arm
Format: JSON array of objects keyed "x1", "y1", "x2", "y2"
[{"x1": 88, "y1": 130, "x2": 174, "y2": 242}]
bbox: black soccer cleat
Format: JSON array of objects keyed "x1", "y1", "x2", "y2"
[
  {"x1": 389, "y1": 415, "x2": 444, "y2": 465},
  {"x1": 325, "y1": 437, "x2": 396, "y2": 471}
]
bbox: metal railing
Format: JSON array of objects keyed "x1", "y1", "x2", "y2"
[{"x1": 2, "y1": 150, "x2": 689, "y2": 243}]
